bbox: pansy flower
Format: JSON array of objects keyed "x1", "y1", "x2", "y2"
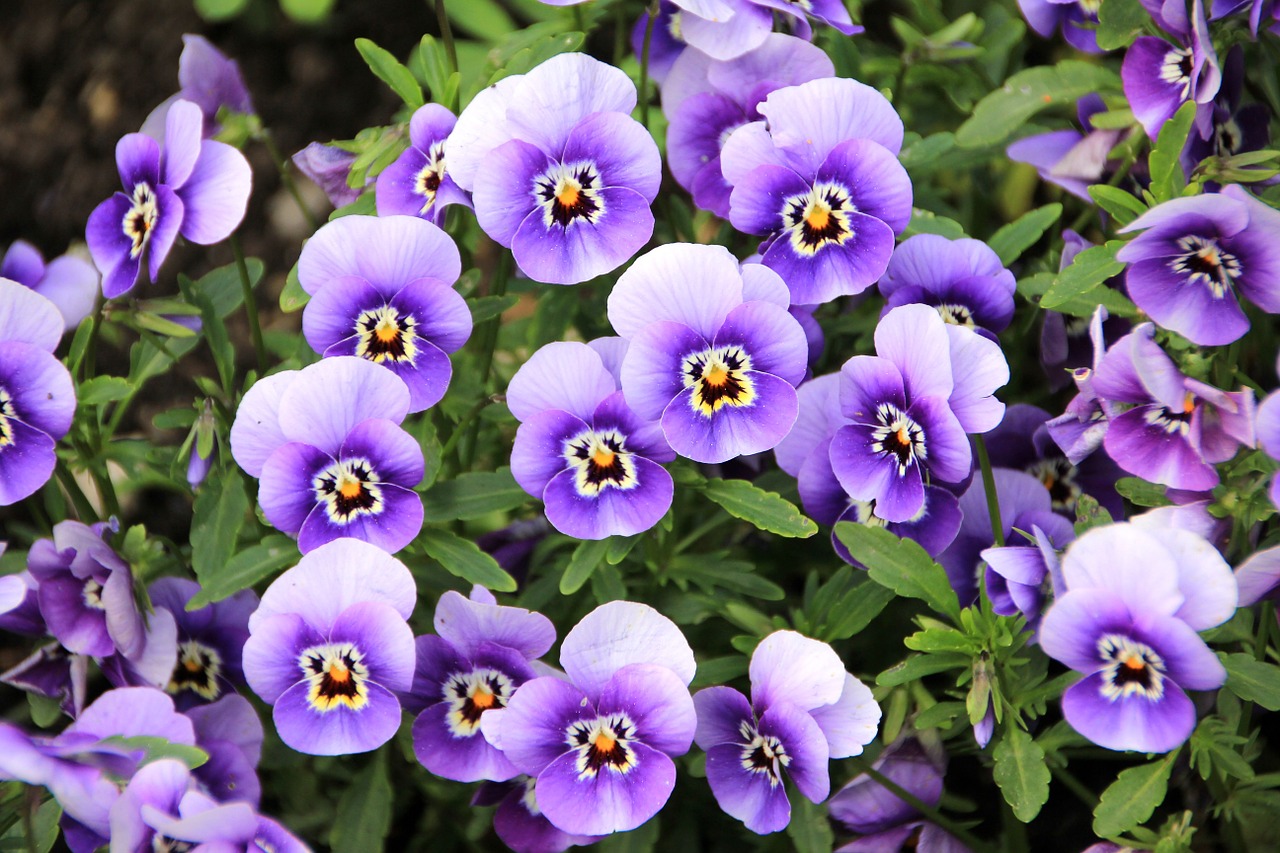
[
  {"x1": 242, "y1": 539, "x2": 418, "y2": 755},
  {"x1": 480, "y1": 601, "x2": 697, "y2": 837},
  {"x1": 449, "y1": 53, "x2": 661, "y2": 284},
  {"x1": 1121, "y1": 0, "x2": 1221, "y2": 138},
  {"x1": 2, "y1": 241, "x2": 98, "y2": 331},
  {"x1": 1018, "y1": 0, "x2": 1106, "y2": 53},
  {"x1": 86, "y1": 99, "x2": 252, "y2": 298},
  {"x1": 877, "y1": 234, "x2": 1017, "y2": 337},
  {"x1": 142, "y1": 34, "x2": 255, "y2": 140},
  {"x1": 720, "y1": 77, "x2": 912, "y2": 304},
  {"x1": 829, "y1": 304, "x2": 1008, "y2": 524},
  {"x1": 1040, "y1": 522, "x2": 1236, "y2": 752},
  {"x1": 404, "y1": 587, "x2": 555, "y2": 783},
  {"x1": 473, "y1": 776, "x2": 603, "y2": 853},
  {"x1": 630, "y1": 0, "x2": 687, "y2": 83},
  {"x1": 229, "y1": 356, "x2": 424, "y2": 554},
  {"x1": 1007, "y1": 97, "x2": 1126, "y2": 202},
  {"x1": 664, "y1": 0, "x2": 861, "y2": 62},
  {"x1": 298, "y1": 214, "x2": 469, "y2": 412},
  {"x1": 661, "y1": 34, "x2": 834, "y2": 218},
  {"x1": 1115, "y1": 186, "x2": 1280, "y2": 346},
  {"x1": 376, "y1": 104, "x2": 471, "y2": 226},
  {"x1": 185, "y1": 694, "x2": 264, "y2": 807},
  {"x1": 293, "y1": 142, "x2": 365, "y2": 208},
  {"x1": 148, "y1": 577, "x2": 257, "y2": 709},
  {"x1": 508, "y1": 340, "x2": 675, "y2": 539},
  {"x1": 0, "y1": 280, "x2": 75, "y2": 505},
  {"x1": 694, "y1": 631, "x2": 879, "y2": 834},
  {"x1": 608, "y1": 244, "x2": 808, "y2": 464}
]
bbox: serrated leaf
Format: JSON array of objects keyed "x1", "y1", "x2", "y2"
[
  {"x1": 994, "y1": 727, "x2": 1051, "y2": 822},
  {"x1": 1040, "y1": 242, "x2": 1126, "y2": 310},
  {"x1": 561, "y1": 538, "x2": 610, "y2": 595},
  {"x1": 1149, "y1": 102, "x2": 1198, "y2": 203},
  {"x1": 1114, "y1": 478, "x2": 1172, "y2": 507},
  {"x1": 700, "y1": 479, "x2": 817, "y2": 538},
  {"x1": 1222, "y1": 653, "x2": 1280, "y2": 710},
  {"x1": 835, "y1": 523, "x2": 962, "y2": 621},
  {"x1": 988, "y1": 203, "x2": 1062, "y2": 265},
  {"x1": 1096, "y1": 0, "x2": 1148, "y2": 50},
  {"x1": 419, "y1": 528, "x2": 517, "y2": 592},
  {"x1": 187, "y1": 535, "x2": 297, "y2": 609},
  {"x1": 468, "y1": 294, "x2": 519, "y2": 324},
  {"x1": 355, "y1": 38, "x2": 424, "y2": 109},
  {"x1": 957, "y1": 61, "x2": 1122, "y2": 148},
  {"x1": 1092, "y1": 753, "x2": 1176, "y2": 837},
  {"x1": 330, "y1": 751, "x2": 392, "y2": 853},
  {"x1": 190, "y1": 470, "x2": 249, "y2": 593},
  {"x1": 420, "y1": 469, "x2": 529, "y2": 521},
  {"x1": 77, "y1": 376, "x2": 133, "y2": 406}
]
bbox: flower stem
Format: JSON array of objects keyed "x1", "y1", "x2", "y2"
[
  {"x1": 261, "y1": 131, "x2": 319, "y2": 232},
  {"x1": 844, "y1": 756, "x2": 995, "y2": 853},
  {"x1": 638, "y1": 2, "x2": 658, "y2": 130},
  {"x1": 81, "y1": 305, "x2": 104, "y2": 382},
  {"x1": 461, "y1": 250, "x2": 510, "y2": 469},
  {"x1": 433, "y1": 0, "x2": 459, "y2": 111},
  {"x1": 974, "y1": 434, "x2": 1004, "y2": 547},
  {"x1": 55, "y1": 460, "x2": 99, "y2": 522},
  {"x1": 230, "y1": 232, "x2": 267, "y2": 375}
]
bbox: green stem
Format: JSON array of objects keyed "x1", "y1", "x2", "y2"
[
  {"x1": 845, "y1": 756, "x2": 995, "y2": 853},
  {"x1": 262, "y1": 131, "x2": 319, "y2": 232},
  {"x1": 440, "y1": 397, "x2": 493, "y2": 461},
  {"x1": 55, "y1": 461, "x2": 99, "y2": 522},
  {"x1": 612, "y1": 0, "x2": 627, "y2": 64},
  {"x1": 1068, "y1": 152, "x2": 1135, "y2": 235},
  {"x1": 1049, "y1": 764, "x2": 1099, "y2": 809},
  {"x1": 460, "y1": 252, "x2": 510, "y2": 469},
  {"x1": 638, "y1": 2, "x2": 658, "y2": 130},
  {"x1": 974, "y1": 434, "x2": 1004, "y2": 547},
  {"x1": 231, "y1": 232, "x2": 266, "y2": 374},
  {"x1": 22, "y1": 786, "x2": 38, "y2": 853},
  {"x1": 81, "y1": 306, "x2": 104, "y2": 381},
  {"x1": 1238, "y1": 600, "x2": 1276, "y2": 740},
  {"x1": 433, "y1": 0, "x2": 459, "y2": 111},
  {"x1": 572, "y1": 3, "x2": 586, "y2": 33}
]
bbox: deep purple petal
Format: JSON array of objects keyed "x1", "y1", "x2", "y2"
[
  {"x1": 1103, "y1": 407, "x2": 1219, "y2": 491},
  {"x1": 242, "y1": 613, "x2": 321, "y2": 703},
  {"x1": 562, "y1": 111, "x2": 661, "y2": 202},
  {"x1": 759, "y1": 701, "x2": 830, "y2": 804},
  {"x1": 414, "y1": 701, "x2": 520, "y2": 782},
  {"x1": 1061, "y1": 672, "x2": 1195, "y2": 752},
  {"x1": 693, "y1": 686, "x2": 754, "y2": 749},
  {"x1": 714, "y1": 300, "x2": 808, "y2": 387},
  {"x1": 258, "y1": 442, "x2": 330, "y2": 536},
  {"x1": 535, "y1": 741, "x2": 675, "y2": 835},
  {"x1": 598, "y1": 663, "x2": 696, "y2": 757},
  {"x1": 511, "y1": 187, "x2": 655, "y2": 285}
]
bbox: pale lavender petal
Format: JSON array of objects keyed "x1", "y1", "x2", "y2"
[
  {"x1": 176, "y1": 140, "x2": 252, "y2": 245},
  {"x1": 679, "y1": 4, "x2": 773, "y2": 61},
  {"x1": 1061, "y1": 673, "x2": 1194, "y2": 753},
  {"x1": 1236, "y1": 545, "x2": 1280, "y2": 606},
  {"x1": 505, "y1": 54, "x2": 639, "y2": 155},
  {"x1": 1104, "y1": 407, "x2": 1218, "y2": 491},
  {"x1": 229, "y1": 370, "x2": 298, "y2": 477},
  {"x1": 542, "y1": 458, "x2": 674, "y2": 540},
  {"x1": 511, "y1": 186, "x2": 654, "y2": 285},
  {"x1": 563, "y1": 110, "x2": 661, "y2": 202},
  {"x1": 560, "y1": 601, "x2": 696, "y2": 700},
  {"x1": 810, "y1": 674, "x2": 879, "y2": 758},
  {"x1": 161, "y1": 100, "x2": 204, "y2": 188},
  {"x1": 1060, "y1": 524, "x2": 1185, "y2": 616},
  {"x1": 277, "y1": 356, "x2": 410, "y2": 454},
  {"x1": 608, "y1": 243, "x2": 744, "y2": 339},
  {"x1": 507, "y1": 341, "x2": 618, "y2": 423},
  {"x1": 749, "y1": 631, "x2": 845, "y2": 713},
  {"x1": 34, "y1": 256, "x2": 99, "y2": 332},
  {"x1": 720, "y1": 121, "x2": 791, "y2": 186},
  {"x1": 536, "y1": 741, "x2": 676, "y2": 835},
  {"x1": 775, "y1": 373, "x2": 841, "y2": 477},
  {"x1": 758, "y1": 78, "x2": 905, "y2": 169},
  {"x1": 598, "y1": 663, "x2": 696, "y2": 756},
  {"x1": 661, "y1": 371, "x2": 799, "y2": 463},
  {"x1": 944, "y1": 324, "x2": 1009, "y2": 434},
  {"x1": 273, "y1": 678, "x2": 402, "y2": 755},
  {"x1": 495, "y1": 675, "x2": 592, "y2": 775},
  {"x1": 297, "y1": 214, "x2": 462, "y2": 296},
  {"x1": 874, "y1": 304, "x2": 954, "y2": 401},
  {"x1": 446, "y1": 75, "x2": 522, "y2": 193},
  {"x1": 618, "y1": 320, "x2": 710, "y2": 421},
  {"x1": 433, "y1": 589, "x2": 556, "y2": 661},
  {"x1": 0, "y1": 278, "x2": 64, "y2": 351}
]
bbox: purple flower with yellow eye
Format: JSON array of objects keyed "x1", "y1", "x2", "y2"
[
  {"x1": 660, "y1": 34, "x2": 834, "y2": 218},
  {"x1": 480, "y1": 601, "x2": 697, "y2": 837},
  {"x1": 694, "y1": 631, "x2": 879, "y2": 834},
  {"x1": 242, "y1": 538, "x2": 417, "y2": 756},
  {"x1": 448, "y1": 53, "x2": 660, "y2": 285},
  {"x1": 229, "y1": 357, "x2": 424, "y2": 554},
  {"x1": 720, "y1": 78, "x2": 912, "y2": 305},
  {"x1": 148, "y1": 577, "x2": 257, "y2": 709},
  {"x1": 86, "y1": 99, "x2": 251, "y2": 299},
  {"x1": 0, "y1": 279, "x2": 75, "y2": 506},
  {"x1": 877, "y1": 234, "x2": 1017, "y2": 336},
  {"x1": 665, "y1": 0, "x2": 861, "y2": 62},
  {"x1": 508, "y1": 340, "x2": 675, "y2": 540},
  {"x1": 1122, "y1": 0, "x2": 1220, "y2": 139},
  {"x1": 2, "y1": 241, "x2": 98, "y2": 332},
  {"x1": 376, "y1": 104, "x2": 471, "y2": 226},
  {"x1": 298, "y1": 214, "x2": 470, "y2": 412},
  {"x1": 403, "y1": 588, "x2": 555, "y2": 783},
  {"x1": 608, "y1": 244, "x2": 808, "y2": 464},
  {"x1": 1040, "y1": 522, "x2": 1236, "y2": 752}
]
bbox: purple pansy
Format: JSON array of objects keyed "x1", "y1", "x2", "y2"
[
  {"x1": 1040, "y1": 522, "x2": 1236, "y2": 752},
  {"x1": 631, "y1": 1, "x2": 687, "y2": 83},
  {"x1": 1017, "y1": 0, "x2": 1105, "y2": 53},
  {"x1": 1121, "y1": 0, "x2": 1221, "y2": 139},
  {"x1": 1, "y1": 643, "x2": 89, "y2": 719},
  {"x1": 480, "y1": 601, "x2": 697, "y2": 837},
  {"x1": 1006, "y1": 96, "x2": 1126, "y2": 202},
  {"x1": 186, "y1": 694, "x2": 264, "y2": 807},
  {"x1": 148, "y1": 577, "x2": 257, "y2": 709},
  {"x1": 2, "y1": 241, "x2": 98, "y2": 331},
  {"x1": 981, "y1": 525, "x2": 1069, "y2": 635},
  {"x1": 449, "y1": 53, "x2": 660, "y2": 285},
  {"x1": 86, "y1": 99, "x2": 252, "y2": 298},
  {"x1": 878, "y1": 234, "x2": 1017, "y2": 336},
  {"x1": 829, "y1": 304, "x2": 1008, "y2": 524},
  {"x1": 508, "y1": 340, "x2": 675, "y2": 539},
  {"x1": 298, "y1": 214, "x2": 469, "y2": 412},
  {"x1": 0, "y1": 279, "x2": 76, "y2": 505},
  {"x1": 242, "y1": 538, "x2": 417, "y2": 756},
  {"x1": 720, "y1": 77, "x2": 912, "y2": 304},
  {"x1": 1115, "y1": 186, "x2": 1280, "y2": 346},
  {"x1": 229, "y1": 357, "x2": 425, "y2": 554},
  {"x1": 1091, "y1": 323, "x2": 1255, "y2": 490},
  {"x1": 404, "y1": 587, "x2": 556, "y2": 783},
  {"x1": 665, "y1": 0, "x2": 861, "y2": 62},
  {"x1": 375, "y1": 103, "x2": 472, "y2": 226},
  {"x1": 661, "y1": 34, "x2": 834, "y2": 218},
  {"x1": 694, "y1": 631, "x2": 879, "y2": 834},
  {"x1": 1259, "y1": 380, "x2": 1280, "y2": 508},
  {"x1": 293, "y1": 142, "x2": 365, "y2": 208},
  {"x1": 142, "y1": 34, "x2": 255, "y2": 139},
  {"x1": 608, "y1": 244, "x2": 808, "y2": 464},
  {"x1": 473, "y1": 776, "x2": 603, "y2": 853}
]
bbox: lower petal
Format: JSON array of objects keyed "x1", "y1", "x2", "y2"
[
  {"x1": 296, "y1": 482, "x2": 422, "y2": 555},
  {"x1": 512, "y1": 187, "x2": 655, "y2": 285},
  {"x1": 273, "y1": 678, "x2": 403, "y2": 756},
  {"x1": 1061, "y1": 673, "x2": 1195, "y2": 753},
  {"x1": 536, "y1": 742, "x2": 675, "y2": 836},
  {"x1": 1104, "y1": 408, "x2": 1218, "y2": 491},
  {"x1": 761, "y1": 212, "x2": 895, "y2": 305},
  {"x1": 258, "y1": 443, "x2": 331, "y2": 536},
  {"x1": 542, "y1": 458, "x2": 674, "y2": 540},
  {"x1": 661, "y1": 374, "x2": 798, "y2": 464},
  {"x1": 0, "y1": 421, "x2": 56, "y2": 507},
  {"x1": 413, "y1": 703, "x2": 520, "y2": 783},
  {"x1": 705, "y1": 742, "x2": 792, "y2": 834}
]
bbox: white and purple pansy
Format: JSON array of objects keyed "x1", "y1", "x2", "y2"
[
  {"x1": 608, "y1": 244, "x2": 809, "y2": 464},
  {"x1": 694, "y1": 631, "x2": 879, "y2": 834},
  {"x1": 507, "y1": 339, "x2": 676, "y2": 540},
  {"x1": 242, "y1": 539, "x2": 418, "y2": 756},
  {"x1": 298, "y1": 214, "x2": 470, "y2": 413},
  {"x1": 375, "y1": 103, "x2": 472, "y2": 226},
  {"x1": 404, "y1": 587, "x2": 556, "y2": 783},
  {"x1": 2, "y1": 241, "x2": 98, "y2": 332},
  {"x1": 663, "y1": 0, "x2": 861, "y2": 62},
  {"x1": 480, "y1": 601, "x2": 697, "y2": 838},
  {"x1": 229, "y1": 356, "x2": 425, "y2": 555}
]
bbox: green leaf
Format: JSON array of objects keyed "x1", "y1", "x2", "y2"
[
  {"x1": 193, "y1": 259, "x2": 264, "y2": 319},
  {"x1": 668, "y1": 556, "x2": 787, "y2": 601},
  {"x1": 280, "y1": 262, "x2": 310, "y2": 313},
  {"x1": 1073, "y1": 494, "x2": 1114, "y2": 534},
  {"x1": 993, "y1": 727, "x2": 1051, "y2": 822},
  {"x1": 418, "y1": 528, "x2": 517, "y2": 592},
  {"x1": 903, "y1": 207, "x2": 968, "y2": 239},
  {"x1": 1096, "y1": 0, "x2": 1148, "y2": 50},
  {"x1": 786, "y1": 794, "x2": 834, "y2": 853},
  {"x1": 877, "y1": 653, "x2": 970, "y2": 686},
  {"x1": 330, "y1": 751, "x2": 393, "y2": 853},
  {"x1": 591, "y1": 560, "x2": 627, "y2": 604},
  {"x1": 561, "y1": 538, "x2": 611, "y2": 595},
  {"x1": 179, "y1": 280, "x2": 235, "y2": 397},
  {"x1": 0, "y1": 797, "x2": 61, "y2": 853},
  {"x1": 596, "y1": 816, "x2": 659, "y2": 853},
  {"x1": 699, "y1": 478, "x2": 818, "y2": 538},
  {"x1": 77, "y1": 376, "x2": 133, "y2": 406},
  {"x1": 448, "y1": 0, "x2": 517, "y2": 41},
  {"x1": 1092, "y1": 753, "x2": 1177, "y2": 837},
  {"x1": 1222, "y1": 653, "x2": 1280, "y2": 710},
  {"x1": 190, "y1": 469, "x2": 250, "y2": 593},
  {"x1": 468, "y1": 294, "x2": 519, "y2": 324},
  {"x1": 492, "y1": 32, "x2": 586, "y2": 82},
  {"x1": 1115, "y1": 477, "x2": 1172, "y2": 507},
  {"x1": 957, "y1": 61, "x2": 1122, "y2": 148},
  {"x1": 194, "y1": 0, "x2": 248, "y2": 21},
  {"x1": 188, "y1": 535, "x2": 297, "y2": 609},
  {"x1": 835, "y1": 523, "x2": 962, "y2": 622},
  {"x1": 1149, "y1": 102, "x2": 1198, "y2": 202},
  {"x1": 411, "y1": 35, "x2": 454, "y2": 102},
  {"x1": 280, "y1": 0, "x2": 338, "y2": 23},
  {"x1": 354, "y1": 38, "x2": 424, "y2": 109},
  {"x1": 420, "y1": 469, "x2": 529, "y2": 522},
  {"x1": 27, "y1": 693, "x2": 63, "y2": 728},
  {"x1": 1089, "y1": 185, "x2": 1148, "y2": 228},
  {"x1": 690, "y1": 655, "x2": 749, "y2": 689},
  {"x1": 100, "y1": 736, "x2": 209, "y2": 769},
  {"x1": 1040, "y1": 242, "x2": 1127, "y2": 310},
  {"x1": 987, "y1": 203, "x2": 1062, "y2": 265}
]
